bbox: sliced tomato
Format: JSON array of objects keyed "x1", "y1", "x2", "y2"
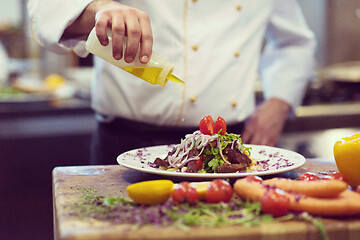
[
  {"x1": 199, "y1": 115, "x2": 215, "y2": 135},
  {"x1": 172, "y1": 182, "x2": 199, "y2": 204},
  {"x1": 356, "y1": 185, "x2": 360, "y2": 194},
  {"x1": 298, "y1": 172, "x2": 320, "y2": 181},
  {"x1": 172, "y1": 183, "x2": 187, "y2": 203},
  {"x1": 244, "y1": 175, "x2": 263, "y2": 183},
  {"x1": 205, "y1": 179, "x2": 233, "y2": 203},
  {"x1": 260, "y1": 188, "x2": 290, "y2": 217},
  {"x1": 185, "y1": 185, "x2": 199, "y2": 204},
  {"x1": 328, "y1": 172, "x2": 349, "y2": 184},
  {"x1": 320, "y1": 175, "x2": 332, "y2": 180},
  {"x1": 214, "y1": 116, "x2": 227, "y2": 135}
]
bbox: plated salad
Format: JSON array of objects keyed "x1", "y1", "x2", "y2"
[{"x1": 152, "y1": 116, "x2": 253, "y2": 173}]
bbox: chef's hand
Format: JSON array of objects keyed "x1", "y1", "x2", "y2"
[
  {"x1": 64, "y1": 0, "x2": 153, "y2": 64},
  {"x1": 94, "y1": 0, "x2": 153, "y2": 63},
  {"x1": 241, "y1": 98, "x2": 290, "y2": 147}
]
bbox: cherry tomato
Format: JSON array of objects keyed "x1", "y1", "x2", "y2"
[
  {"x1": 298, "y1": 172, "x2": 320, "y2": 181},
  {"x1": 260, "y1": 188, "x2": 290, "y2": 217},
  {"x1": 329, "y1": 172, "x2": 349, "y2": 184},
  {"x1": 172, "y1": 182, "x2": 199, "y2": 204},
  {"x1": 205, "y1": 179, "x2": 233, "y2": 203},
  {"x1": 245, "y1": 175, "x2": 263, "y2": 183},
  {"x1": 199, "y1": 116, "x2": 215, "y2": 135},
  {"x1": 172, "y1": 183, "x2": 187, "y2": 203},
  {"x1": 320, "y1": 175, "x2": 332, "y2": 180},
  {"x1": 214, "y1": 116, "x2": 227, "y2": 135},
  {"x1": 356, "y1": 185, "x2": 360, "y2": 194},
  {"x1": 195, "y1": 158, "x2": 203, "y2": 169},
  {"x1": 185, "y1": 185, "x2": 199, "y2": 204}
]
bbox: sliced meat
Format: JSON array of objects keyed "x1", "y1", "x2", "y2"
[
  {"x1": 188, "y1": 149, "x2": 200, "y2": 158},
  {"x1": 186, "y1": 160, "x2": 200, "y2": 173},
  {"x1": 186, "y1": 149, "x2": 202, "y2": 173},
  {"x1": 203, "y1": 140, "x2": 217, "y2": 151},
  {"x1": 154, "y1": 157, "x2": 170, "y2": 168},
  {"x1": 217, "y1": 163, "x2": 247, "y2": 173},
  {"x1": 202, "y1": 141, "x2": 218, "y2": 161},
  {"x1": 223, "y1": 146, "x2": 252, "y2": 166}
]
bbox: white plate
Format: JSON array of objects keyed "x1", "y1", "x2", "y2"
[{"x1": 117, "y1": 144, "x2": 306, "y2": 179}]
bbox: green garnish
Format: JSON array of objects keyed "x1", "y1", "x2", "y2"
[
  {"x1": 219, "y1": 132, "x2": 252, "y2": 156},
  {"x1": 71, "y1": 189, "x2": 280, "y2": 228},
  {"x1": 69, "y1": 188, "x2": 328, "y2": 240},
  {"x1": 201, "y1": 132, "x2": 251, "y2": 173},
  {"x1": 167, "y1": 200, "x2": 270, "y2": 228},
  {"x1": 297, "y1": 212, "x2": 329, "y2": 240}
]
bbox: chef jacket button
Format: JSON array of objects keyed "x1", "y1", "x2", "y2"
[
  {"x1": 235, "y1": 51, "x2": 240, "y2": 57},
  {"x1": 236, "y1": 5, "x2": 242, "y2": 11},
  {"x1": 192, "y1": 45, "x2": 198, "y2": 51},
  {"x1": 231, "y1": 101, "x2": 238, "y2": 108},
  {"x1": 189, "y1": 96, "x2": 197, "y2": 102}
]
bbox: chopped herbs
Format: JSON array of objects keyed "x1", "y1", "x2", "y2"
[
  {"x1": 68, "y1": 188, "x2": 328, "y2": 240},
  {"x1": 70, "y1": 188, "x2": 278, "y2": 228}
]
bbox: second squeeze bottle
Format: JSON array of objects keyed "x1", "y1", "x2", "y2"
[{"x1": 85, "y1": 27, "x2": 184, "y2": 87}]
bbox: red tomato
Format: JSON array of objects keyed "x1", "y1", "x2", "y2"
[
  {"x1": 205, "y1": 179, "x2": 233, "y2": 203},
  {"x1": 356, "y1": 185, "x2": 360, "y2": 194},
  {"x1": 199, "y1": 116, "x2": 215, "y2": 135},
  {"x1": 172, "y1": 182, "x2": 199, "y2": 204},
  {"x1": 245, "y1": 175, "x2": 263, "y2": 183},
  {"x1": 260, "y1": 188, "x2": 290, "y2": 217},
  {"x1": 172, "y1": 184, "x2": 187, "y2": 203},
  {"x1": 320, "y1": 175, "x2": 332, "y2": 180},
  {"x1": 195, "y1": 158, "x2": 203, "y2": 169},
  {"x1": 298, "y1": 172, "x2": 320, "y2": 181},
  {"x1": 329, "y1": 172, "x2": 349, "y2": 184},
  {"x1": 185, "y1": 185, "x2": 199, "y2": 204},
  {"x1": 214, "y1": 116, "x2": 227, "y2": 135}
]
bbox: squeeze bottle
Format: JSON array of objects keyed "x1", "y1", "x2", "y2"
[{"x1": 85, "y1": 28, "x2": 184, "y2": 87}]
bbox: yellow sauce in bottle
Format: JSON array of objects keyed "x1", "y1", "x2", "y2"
[
  {"x1": 123, "y1": 67, "x2": 162, "y2": 84},
  {"x1": 123, "y1": 67, "x2": 184, "y2": 86},
  {"x1": 166, "y1": 74, "x2": 184, "y2": 86},
  {"x1": 86, "y1": 27, "x2": 184, "y2": 87}
]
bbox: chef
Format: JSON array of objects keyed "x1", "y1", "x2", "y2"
[{"x1": 28, "y1": 0, "x2": 316, "y2": 165}]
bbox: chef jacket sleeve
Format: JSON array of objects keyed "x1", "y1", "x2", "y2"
[
  {"x1": 259, "y1": 0, "x2": 316, "y2": 114},
  {"x1": 27, "y1": 0, "x2": 93, "y2": 58}
]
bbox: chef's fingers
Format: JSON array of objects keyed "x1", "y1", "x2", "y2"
[
  {"x1": 138, "y1": 12, "x2": 153, "y2": 64},
  {"x1": 242, "y1": 119, "x2": 276, "y2": 146},
  {"x1": 94, "y1": 11, "x2": 111, "y2": 46},
  {"x1": 244, "y1": 125, "x2": 277, "y2": 146},
  {"x1": 111, "y1": 17, "x2": 126, "y2": 60},
  {"x1": 93, "y1": 4, "x2": 152, "y2": 62},
  {"x1": 255, "y1": 134, "x2": 275, "y2": 147},
  {"x1": 241, "y1": 120, "x2": 255, "y2": 144},
  {"x1": 123, "y1": 12, "x2": 142, "y2": 63}
]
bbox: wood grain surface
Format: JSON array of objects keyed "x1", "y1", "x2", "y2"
[{"x1": 53, "y1": 159, "x2": 360, "y2": 240}]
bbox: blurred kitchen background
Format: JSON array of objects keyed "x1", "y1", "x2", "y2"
[{"x1": 1, "y1": 0, "x2": 360, "y2": 239}]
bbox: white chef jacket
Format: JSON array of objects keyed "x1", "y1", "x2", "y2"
[{"x1": 28, "y1": 0, "x2": 316, "y2": 127}]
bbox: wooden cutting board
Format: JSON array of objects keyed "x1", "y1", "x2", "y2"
[{"x1": 53, "y1": 159, "x2": 360, "y2": 240}]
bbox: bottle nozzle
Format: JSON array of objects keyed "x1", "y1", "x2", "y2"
[{"x1": 167, "y1": 74, "x2": 184, "y2": 86}]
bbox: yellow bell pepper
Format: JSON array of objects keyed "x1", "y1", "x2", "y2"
[{"x1": 333, "y1": 132, "x2": 360, "y2": 187}]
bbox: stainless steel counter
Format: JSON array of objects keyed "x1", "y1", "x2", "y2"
[
  {"x1": 285, "y1": 102, "x2": 360, "y2": 131},
  {"x1": 0, "y1": 98, "x2": 96, "y2": 139}
]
